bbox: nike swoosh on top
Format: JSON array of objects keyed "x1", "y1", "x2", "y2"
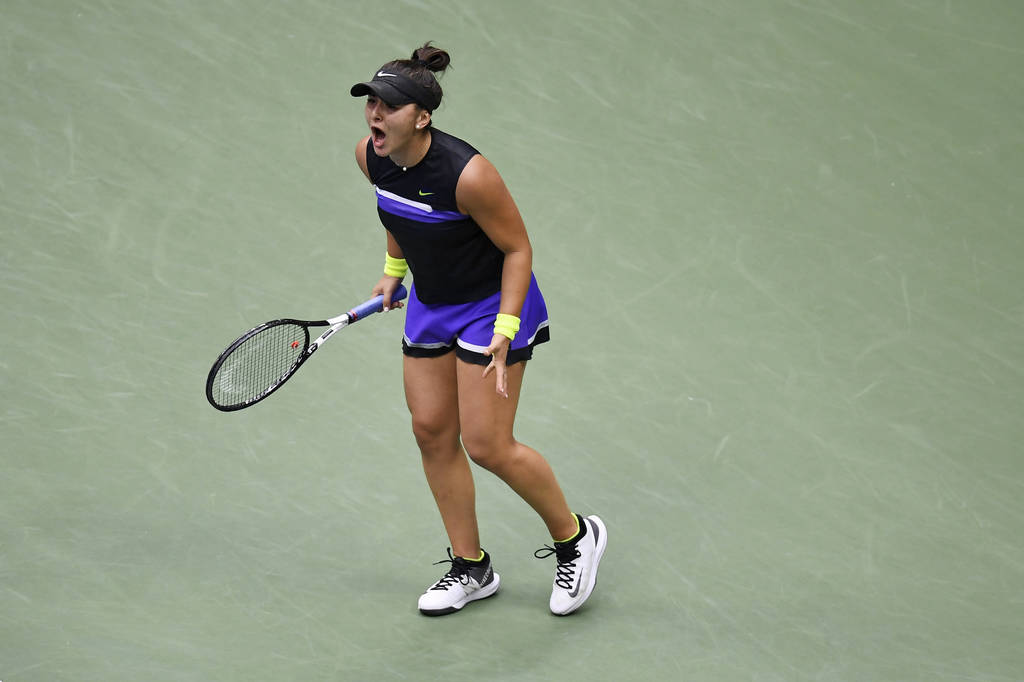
[{"x1": 418, "y1": 190, "x2": 434, "y2": 196}]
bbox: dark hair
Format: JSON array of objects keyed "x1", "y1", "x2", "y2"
[{"x1": 380, "y1": 42, "x2": 451, "y2": 114}]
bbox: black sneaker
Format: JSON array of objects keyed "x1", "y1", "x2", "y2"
[{"x1": 417, "y1": 549, "x2": 500, "y2": 616}]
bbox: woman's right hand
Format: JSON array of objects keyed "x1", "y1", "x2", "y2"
[{"x1": 372, "y1": 275, "x2": 405, "y2": 312}]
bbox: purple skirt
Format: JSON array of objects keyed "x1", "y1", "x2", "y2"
[{"x1": 402, "y1": 273, "x2": 550, "y2": 366}]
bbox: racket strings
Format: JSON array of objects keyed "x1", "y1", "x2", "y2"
[{"x1": 210, "y1": 323, "x2": 307, "y2": 408}]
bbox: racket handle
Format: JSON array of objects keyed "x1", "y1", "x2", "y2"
[{"x1": 348, "y1": 284, "x2": 408, "y2": 321}]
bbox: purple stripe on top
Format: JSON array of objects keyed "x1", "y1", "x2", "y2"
[{"x1": 376, "y1": 189, "x2": 469, "y2": 224}]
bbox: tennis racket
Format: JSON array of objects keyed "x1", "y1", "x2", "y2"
[{"x1": 206, "y1": 285, "x2": 407, "y2": 411}]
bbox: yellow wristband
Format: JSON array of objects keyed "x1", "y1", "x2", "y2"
[
  {"x1": 384, "y1": 253, "x2": 408, "y2": 278},
  {"x1": 493, "y1": 313, "x2": 520, "y2": 341}
]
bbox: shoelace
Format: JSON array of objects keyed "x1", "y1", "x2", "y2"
[
  {"x1": 430, "y1": 548, "x2": 472, "y2": 591},
  {"x1": 534, "y1": 542, "x2": 581, "y2": 590}
]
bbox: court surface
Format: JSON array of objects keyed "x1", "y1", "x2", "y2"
[{"x1": 2, "y1": 1, "x2": 1023, "y2": 680}]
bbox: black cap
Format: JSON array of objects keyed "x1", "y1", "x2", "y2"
[{"x1": 350, "y1": 68, "x2": 440, "y2": 111}]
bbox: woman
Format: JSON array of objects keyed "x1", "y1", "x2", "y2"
[{"x1": 351, "y1": 43, "x2": 606, "y2": 616}]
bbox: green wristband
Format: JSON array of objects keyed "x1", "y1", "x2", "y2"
[
  {"x1": 384, "y1": 253, "x2": 408, "y2": 278},
  {"x1": 493, "y1": 313, "x2": 520, "y2": 341}
]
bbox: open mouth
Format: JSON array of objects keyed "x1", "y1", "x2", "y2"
[{"x1": 370, "y1": 125, "x2": 386, "y2": 148}]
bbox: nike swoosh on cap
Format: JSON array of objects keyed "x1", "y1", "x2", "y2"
[{"x1": 376, "y1": 71, "x2": 397, "y2": 78}]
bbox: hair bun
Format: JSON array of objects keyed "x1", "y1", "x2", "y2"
[{"x1": 411, "y1": 42, "x2": 451, "y2": 72}]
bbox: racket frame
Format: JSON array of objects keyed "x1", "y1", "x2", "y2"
[{"x1": 205, "y1": 285, "x2": 407, "y2": 412}]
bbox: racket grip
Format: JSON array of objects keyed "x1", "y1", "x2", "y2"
[{"x1": 349, "y1": 284, "x2": 408, "y2": 321}]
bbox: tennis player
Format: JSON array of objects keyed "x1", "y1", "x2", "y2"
[{"x1": 351, "y1": 43, "x2": 607, "y2": 616}]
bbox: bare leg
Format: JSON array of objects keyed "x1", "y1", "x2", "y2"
[
  {"x1": 456, "y1": 359, "x2": 577, "y2": 542},
  {"x1": 403, "y1": 353, "x2": 480, "y2": 558}
]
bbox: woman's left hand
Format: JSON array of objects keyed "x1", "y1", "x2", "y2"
[{"x1": 482, "y1": 334, "x2": 511, "y2": 398}]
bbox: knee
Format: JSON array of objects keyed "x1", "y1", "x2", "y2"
[
  {"x1": 461, "y1": 432, "x2": 515, "y2": 472},
  {"x1": 411, "y1": 415, "x2": 459, "y2": 458}
]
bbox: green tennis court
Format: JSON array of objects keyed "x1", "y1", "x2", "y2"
[{"x1": 2, "y1": 1, "x2": 1022, "y2": 680}]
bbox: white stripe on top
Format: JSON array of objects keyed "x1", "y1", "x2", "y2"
[{"x1": 375, "y1": 186, "x2": 433, "y2": 213}]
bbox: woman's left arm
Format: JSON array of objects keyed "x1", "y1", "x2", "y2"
[{"x1": 456, "y1": 155, "x2": 533, "y2": 396}]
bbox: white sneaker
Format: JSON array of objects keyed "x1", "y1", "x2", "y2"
[
  {"x1": 535, "y1": 514, "x2": 607, "y2": 615},
  {"x1": 417, "y1": 549, "x2": 500, "y2": 616}
]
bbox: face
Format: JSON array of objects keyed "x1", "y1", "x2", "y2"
[{"x1": 365, "y1": 95, "x2": 430, "y2": 157}]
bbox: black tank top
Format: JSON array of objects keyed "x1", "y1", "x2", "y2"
[{"x1": 365, "y1": 129, "x2": 504, "y2": 304}]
